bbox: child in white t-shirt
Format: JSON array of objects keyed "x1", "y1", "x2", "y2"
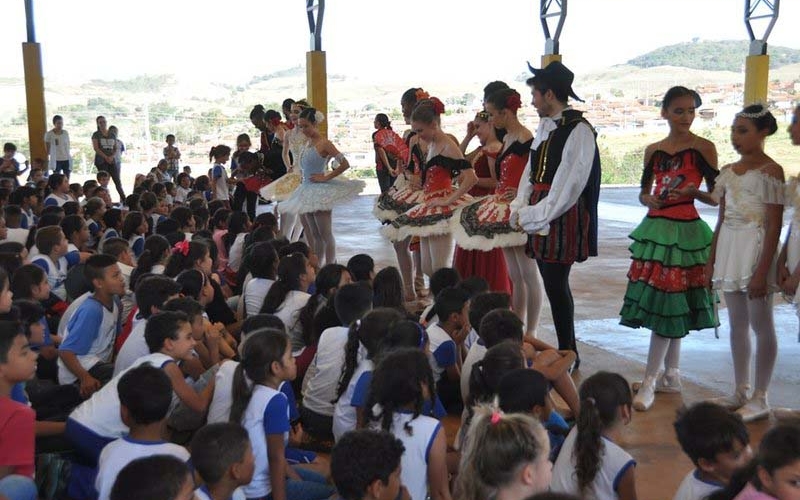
[{"x1": 210, "y1": 145, "x2": 232, "y2": 208}]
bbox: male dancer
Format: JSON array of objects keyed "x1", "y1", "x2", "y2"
[{"x1": 510, "y1": 61, "x2": 601, "y2": 369}]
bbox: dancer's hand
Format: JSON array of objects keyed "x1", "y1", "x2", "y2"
[
  {"x1": 669, "y1": 183, "x2": 698, "y2": 200},
  {"x1": 782, "y1": 274, "x2": 799, "y2": 296},
  {"x1": 498, "y1": 188, "x2": 517, "y2": 202},
  {"x1": 748, "y1": 271, "x2": 768, "y2": 299},
  {"x1": 640, "y1": 193, "x2": 663, "y2": 210},
  {"x1": 310, "y1": 173, "x2": 329, "y2": 183},
  {"x1": 427, "y1": 197, "x2": 450, "y2": 208}
]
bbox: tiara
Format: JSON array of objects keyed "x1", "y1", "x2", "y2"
[{"x1": 736, "y1": 106, "x2": 770, "y2": 119}]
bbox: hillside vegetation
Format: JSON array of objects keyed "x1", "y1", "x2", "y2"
[{"x1": 628, "y1": 40, "x2": 800, "y2": 72}]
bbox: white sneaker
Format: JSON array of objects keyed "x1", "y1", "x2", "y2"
[
  {"x1": 633, "y1": 376, "x2": 657, "y2": 411},
  {"x1": 709, "y1": 385, "x2": 750, "y2": 410},
  {"x1": 737, "y1": 391, "x2": 771, "y2": 423}
]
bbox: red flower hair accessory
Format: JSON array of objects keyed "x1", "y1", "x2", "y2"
[
  {"x1": 506, "y1": 92, "x2": 522, "y2": 112},
  {"x1": 430, "y1": 97, "x2": 445, "y2": 115},
  {"x1": 173, "y1": 240, "x2": 190, "y2": 256},
  {"x1": 415, "y1": 89, "x2": 430, "y2": 102},
  {"x1": 490, "y1": 410, "x2": 502, "y2": 425}
]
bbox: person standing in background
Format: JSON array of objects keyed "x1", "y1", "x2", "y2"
[
  {"x1": 164, "y1": 134, "x2": 181, "y2": 182},
  {"x1": 92, "y1": 117, "x2": 125, "y2": 201},
  {"x1": 45, "y1": 115, "x2": 72, "y2": 178}
]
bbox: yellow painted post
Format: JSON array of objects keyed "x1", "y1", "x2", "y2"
[
  {"x1": 22, "y1": 42, "x2": 46, "y2": 162},
  {"x1": 306, "y1": 51, "x2": 328, "y2": 139},
  {"x1": 744, "y1": 54, "x2": 769, "y2": 106},
  {"x1": 541, "y1": 54, "x2": 563, "y2": 67}
]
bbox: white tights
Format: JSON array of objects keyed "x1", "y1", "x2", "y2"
[
  {"x1": 723, "y1": 291, "x2": 778, "y2": 393},
  {"x1": 643, "y1": 333, "x2": 682, "y2": 379},
  {"x1": 279, "y1": 210, "x2": 302, "y2": 242},
  {"x1": 301, "y1": 211, "x2": 335, "y2": 266},
  {"x1": 393, "y1": 237, "x2": 415, "y2": 299},
  {"x1": 502, "y1": 245, "x2": 543, "y2": 336},
  {"x1": 419, "y1": 235, "x2": 454, "y2": 277}
]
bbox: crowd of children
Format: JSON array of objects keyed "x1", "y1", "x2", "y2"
[{"x1": 0, "y1": 84, "x2": 799, "y2": 500}]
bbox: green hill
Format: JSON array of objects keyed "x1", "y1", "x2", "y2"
[{"x1": 627, "y1": 40, "x2": 800, "y2": 72}]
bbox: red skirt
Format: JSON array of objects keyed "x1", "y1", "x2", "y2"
[{"x1": 453, "y1": 246, "x2": 512, "y2": 294}]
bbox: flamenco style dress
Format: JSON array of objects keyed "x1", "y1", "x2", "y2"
[
  {"x1": 452, "y1": 147, "x2": 512, "y2": 293},
  {"x1": 279, "y1": 146, "x2": 365, "y2": 215},
  {"x1": 373, "y1": 138, "x2": 426, "y2": 223},
  {"x1": 620, "y1": 148, "x2": 718, "y2": 337},
  {"x1": 453, "y1": 139, "x2": 532, "y2": 251},
  {"x1": 372, "y1": 127, "x2": 410, "y2": 194},
  {"x1": 382, "y1": 153, "x2": 473, "y2": 242}
]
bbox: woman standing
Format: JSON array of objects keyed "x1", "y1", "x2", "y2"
[
  {"x1": 261, "y1": 99, "x2": 309, "y2": 241},
  {"x1": 452, "y1": 110, "x2": 512, "y2": 295},
  {"x1": 279, "y1": 107, "x2": 365, "y2": 266},
  {"x1": 45, "y1": 115, "x2": 71, "y2": 178},
  {"x1": 372, "y1": 113, "x2": 409, "y2": 194},
  {"x1": 620, "y1": 87, "x2": 719, "y2": 411},
  {"x1": 454, "y1": 90, "x2": 538, "y2": 330},
  {"x1": 383, "y1": 98, "x2": 477, "y2": 277},
  {"x1": 92, "y1": 116, "x2": 125, "y2": 201}
]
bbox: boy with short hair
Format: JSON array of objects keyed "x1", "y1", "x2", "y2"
[
  {"x1": 0, "y1": 321, "x2": 39, "y2": 500},
  {"x1": 95, "y1": 365, "x2": 191, "y2": 500},
  {"x1": 110, "y1": 455, "x2": 194, "y2": 500},
  {"x1": 347, "y1": 254, "x2": 375, "y2": 284},
  {"x1": 191, "y1": 423, "x2": 254, "y2": 500},
  {"x1": 101, "y1": 237, "x2": 137, "y2": 320},
  {"x1": 66, "y1": 311, "x2": 214, "y2": 464},
  {"x1": 96, "y1": 171, "x2": 111, "y2": 192},
  {"x1": 331, "y1": 429, "x2": 405, "y2": 500},
  {"x1": 672, "y1": 402, "x2": 753, "y2": 500},
  {"x1": 58, "y1": 254, "x2": 126, "y2": 394},
  {"x1": 428, "y1": 286, "x2": 472, "y2": 413},
  {"x1": 460, "y1": 292, "x2": 512, "y2": 400},
  {"x1": 114, "y1": 276, "x2": 183, "y2": 375},
  {"x1": 301, "y1": 282, "x2": 373, "y2": 440},
  {"x1": 84, "y1": 196, "x2": 107, "y2": 249},
  {"x1": 31, "y1": 225, "x2": 80, "y2": 300},
  {"x1": 9, "y1": 186, "x2": 38, "y2": 229}
]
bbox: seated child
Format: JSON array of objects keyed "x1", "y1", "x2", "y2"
[
  {"x1": 672, "y1": 402, "x2": 752, "y2": 500},
  {"x1": 191, "y1": 423, "x2": 255, "y2": 500},
  {"x1": 0, "y1": 320, "x2": 39, "y2": 500},
  {"x1": 346, "y1": 254, "x2": 375, "y2": 284},
  {"x1": 426, "y1": 286, "x2": 472, "y2": 413},
  {"x1": 109, "y1": 455, "x2": 194, "y2": 500},
  {"x1": 331, "y1": 429, "x2": 406, "y2": 500},
  {"x1": 95, "y1": 365, "x2": 190, "y2": 500},
  {"x1": 31, "y1": 225, "x2": 81, "y2": 300},
  {"x1": 301, "y1": 282, "x2": 373, "y2": 441},
  {"x1": 58, "y1": 254, "x2": 126, "y2": 391},
  {"x1": 66, "y1": 311, "x2": 214, "y2": 465},
  {"x1": 497, "y1": 368, "x2": 571, "y2": 462}
]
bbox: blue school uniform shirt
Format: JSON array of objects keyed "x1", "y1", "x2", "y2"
[
  {"x1": 241, "y1": 385, "x2": 290, "y2": 499},
  {"x1": 57, "y1": 296, "x2": 121, "y2": 385},
  {"x1": 426, "y1": 323, "x2": 457, "y2": 382},
  {"x1": 86, "y1": 219, "x2": 102, "y2": 248},
  {"x1": 350, "y1": 373, "x2": 446, "y2": 419},
  {"x1": 11, "y1": 383, "x2": 28, "y2": 404},
  {"x1": 128, "y1": 235, "x2": 145, "y2": 258}
]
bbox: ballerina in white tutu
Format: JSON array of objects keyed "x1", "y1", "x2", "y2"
[{"x1": 279, "y1": 107, "x2": 365, "y2": 266}]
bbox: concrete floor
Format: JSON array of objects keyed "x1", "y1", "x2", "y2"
[{"x1": 331, "y1": 186, "x2": 797, "y2": 500}]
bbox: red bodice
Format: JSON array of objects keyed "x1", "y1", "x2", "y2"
[{"x1": 647, "y1": 148, "x2": 715, "y2": 221}]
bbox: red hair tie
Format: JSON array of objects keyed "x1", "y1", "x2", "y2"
[
  {"x1": 173, "y1": 240, "x2": 190, "y2": 257},
  {"x1": 490, "y1": 410, "x2": 502, "y2": 425},
  {"x1": 506, "y1": 92, "x2": 522, "y2": 112},
  {"x1": 430, "y1": 97, "x2": 445, "y2": 115}
]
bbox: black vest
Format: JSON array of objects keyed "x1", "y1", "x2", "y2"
[{"x1": 529, "y1": 109, "x2": 601, "y2": 257}]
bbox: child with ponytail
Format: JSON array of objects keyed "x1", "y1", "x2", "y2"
[
  {"x1": 331, "y1": 307, "x2": 405, "y2": 441},
  {"x1": 129, "y1": 234, "x2": 170, "y2": 290},
  {"x1": 455, "y1": 405, "x2": 552, "y2": 500},
  {"x1": 366, "y1": 348, "x2": 450, "y2": 500},
  {"x1": 551, "y1": 371, "x2": 637, "y2": 500},
  {"x1": 121, "y1": 211, "x2": 148, "y2": 260},
  {"x1": 259, "y1": 252, "x2": 315, "y2": 349},
  {"x1": 230, "y1": 329, "x2": 333, "y2": 500}
]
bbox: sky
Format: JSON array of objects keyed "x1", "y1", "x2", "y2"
[{"x1": 2, "y1": 0, "x2": 799, "y2": 85}]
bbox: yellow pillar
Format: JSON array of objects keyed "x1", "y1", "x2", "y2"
[
  {"x1": 23, "y1": 42, "x2": 47, "y2": 162},
  {"x1": 744, "y1": 54, "x2": 769, "y2": 106},
  {"x1": 306, "y1": 51, "x2": 328, "y2": 139},
  {"x1": 541, "y1": 53, "x2": 563, "y2": 67}
]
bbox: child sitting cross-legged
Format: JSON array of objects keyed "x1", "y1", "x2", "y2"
[
  {"x1": 190, "y1": 423, "x2": 255, "y2": 500},
  {"x1": 66, "y1": 311, "x2": 214, "y2": 466},
  {"x1": 95, "y1": 365, "x2": 190, "y2": 500}
]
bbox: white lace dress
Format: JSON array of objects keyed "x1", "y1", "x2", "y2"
[{"x1": 711, "y1": 166, "x2": 785, "y2": 292}]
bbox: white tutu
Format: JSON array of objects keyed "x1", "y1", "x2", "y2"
[
  {"x1": 260, "y1": 172, "x2": 301, "y2": 202},
  {"x1": 712, "y1": 223, "x2": 779, "y2": 292},
  {"x1": 279, "y1": 177, "x2": 365, "y2": 215}
]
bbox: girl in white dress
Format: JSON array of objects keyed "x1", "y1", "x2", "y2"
[{"x1": 708, "y1": 104, "x2": 784, "y2": 422}]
